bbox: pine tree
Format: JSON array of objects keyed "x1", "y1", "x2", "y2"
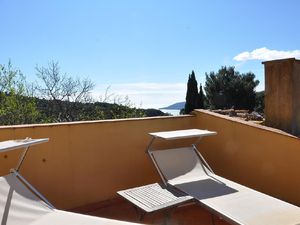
[
  {"x1": 196, "y1": 84, "x2": 205, "y2": 109},
  {"x1": 184, "y1": 71, "x2": 198, "y2": 114},
  {"x1": 204, "y1": 66, "x2": 259, "y2": 110}
]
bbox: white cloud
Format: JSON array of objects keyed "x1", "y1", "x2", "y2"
[
  {"x1": 233, "y1": 47, "x2": 300, "y2": 61},
  {"x1": 92, "y1": 82, "x2": 186, "y2": 109}
]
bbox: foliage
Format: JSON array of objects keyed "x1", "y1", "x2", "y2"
[
  {"x1": 35, "y1": 98, "x2": 165, "y2": 121},
  {"x1": 34, "y1": 98, "x2": 105, "y2": 122},
  {"x1": 184, "y1": 71, "x2": 207, "y2": 114},
  {"x1": 0, "y1": 61, "x2": 40, "y2": 125},
  {"x1": 97, "y1": 89, "x2": 165, "y2": 118},
  {"x1": 196, "y1": 84, "x2": 205, "y2": 109},
  {"x1": 254, "y1": 91, "x2": 264, "y2": 114},
  {"x1": 143, "y1": 108, "x2": 167, "y2": 117},
  {"x1": 98, "y1": 88, "x2": 146, "y2": 119},
  {"x1": 0, "y1": 60, "x2": 171, "y2": 125},
  {"x1": 34, "y1": 85, "x2": 166, "y2": 122},
  {"x1": 36, "y1": 61, "x2": 95, "y2": 122},
  {"x1": 204, "y1": 66, "x2": 259, "y2": 110},
  {"x1": 179, "y1": 108, "x2": 185, "y2": 115},
  {"x1": 184, "y1": 71, "x2": 199, "y2": 114}
]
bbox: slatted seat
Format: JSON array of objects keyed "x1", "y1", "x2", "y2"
[{"x1": 118, "y1": 183, "x2": 193, "y2": 213}]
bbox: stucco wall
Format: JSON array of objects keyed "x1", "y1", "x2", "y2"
[
  {"x1": 1, "y1": 110, "x2": 300, "y2": 210},
  {"x1": 194, "y1": 109, "x2": 300, "y2": 206},
  {"x1": 0, "y1": 116, "x2": 195, "y2": 209},
  {"x1": 263, "y1": 58, "x2": 300, "y2": 135}
]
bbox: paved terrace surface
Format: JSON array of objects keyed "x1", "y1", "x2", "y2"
[{"x1": 73, "y1": 198, "x2": 230, "y2": 225}]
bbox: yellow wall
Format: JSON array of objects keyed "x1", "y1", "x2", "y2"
[
  {"x1": 0, "y1": 116, "x2": 195, "y2": 209},
  {"x1": 194, "y1": 109, "x2": 300, "y2": 206},
  {"x1": 1, "y1": 110, "x2": 300, "y2": 210}
]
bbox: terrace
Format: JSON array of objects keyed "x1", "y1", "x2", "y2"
[{"x1": 0, "y1": 109, "x2": 299, "y2": 225}]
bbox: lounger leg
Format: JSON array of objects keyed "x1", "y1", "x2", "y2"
[
  {"x1": 210, "y1": 213, "x2": 216, "y2": 225},
  {"x1": 138, "y1": 211, "x2": 146, "y2": 221},
  {"x1": 162, "y1": 208, "x2": 175, "y2": 225},
  {"x1": 132, "y1": 205, "x2": 146, "y2": 221}
]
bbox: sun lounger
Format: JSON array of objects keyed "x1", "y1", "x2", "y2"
[
  {"x1": 0, "y1": 173, "x2": 142, "y2": 225},
  {"x1": 0, "y1": 138, "x2": 141, "y2": 225},
  {"x1": 117, "y1": 131, "x2": 199, "y2": 220},
  {"x1": 147, "y1": 129, "x2": 300, "y2": 225}
]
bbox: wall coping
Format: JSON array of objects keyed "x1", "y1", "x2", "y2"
[
  {"x1": 262, "y1": 57, "x2": 300, "y2": 65},
  {"x1": 0, "y1": 115, "x2": 194, "y2": 129},
  {"x1": 2, "y1": 109, "x2": 298, "y2": 141},
  {"x1": 194, "y1": 109, "x2": 299, "y2": 140}
]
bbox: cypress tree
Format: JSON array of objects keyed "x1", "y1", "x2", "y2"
[
  {"x1": 184, "y1": 71, "x2": 198, "y2": 114},
  {"x1": 196, "y1": 84, "x2": 205, "y2": 109}
]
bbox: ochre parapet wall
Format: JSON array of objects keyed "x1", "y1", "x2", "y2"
[
  {"x1": 193, "y1": 109, "x2": 300, "y2": 206},
  {"x1": 1, "y1": 111, "x2": 300, "y2": 209},
  {"x1": 0, "y1": 115, "x2": 195, "y2": 209}
]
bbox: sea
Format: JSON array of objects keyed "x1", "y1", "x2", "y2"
[{"x1": 161, "y1": 109, "x2": 181, "y2": 116}]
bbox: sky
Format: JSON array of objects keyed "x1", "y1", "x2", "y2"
[{"x1": 1, "y1": 0, "x2": 300, "y2": 108}]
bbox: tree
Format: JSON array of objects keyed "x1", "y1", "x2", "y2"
[
  {"x1": 36, "y1": 61, "x2": 95, "y2": 122},
  {"x1": 0, "y1": 61, "x2": 40, "y2": 125},
  {"x1": 99, "y1": 87, "x2": 146, "y2": 119},
  {"x1": 0, "y1": 60, "x2": 168, "y2": 125},
  {"x1": 184, "y1": 71, "x2": 198, "y2": 114},
  {"x1": 204, "y1": 66, "x2": 259, "y2": 110},
  {"x1": 254, "y1": 91, "x2": 264, "y2": 114},
  {"x1": 196, "y1": 84, "x2": 205, "y2": 109}
]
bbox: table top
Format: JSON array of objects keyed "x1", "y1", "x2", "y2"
[
  {"x1": 0, "y1": 138, "x2": 49, "y2": 153},
  {"x1": 149, "y1": 129, "x2": 217, "y2": 140}
]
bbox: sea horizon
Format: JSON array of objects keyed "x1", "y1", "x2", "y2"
[{"x1": 160, "y1": 109, "x2": 181, "y2": 116}]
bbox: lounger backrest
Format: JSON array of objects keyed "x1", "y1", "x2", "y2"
[
  {"x1": 151, "y1": 147, "x2": 210, "y2": 185},
  {"x1": 0, "y1": 174, "x2": 53, "y2": 225}
]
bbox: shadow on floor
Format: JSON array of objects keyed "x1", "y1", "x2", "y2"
[{"x1": 72, "y1": 198, "x2": 231, "y2": 225}]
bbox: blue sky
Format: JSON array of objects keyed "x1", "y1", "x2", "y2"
[{"x1": 1, "y1": 0, "x2": 300, "y2": 108}]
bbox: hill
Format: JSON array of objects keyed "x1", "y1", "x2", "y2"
[
  {"x1": 34, "y1": 98, "x2": 168, "y2": 122},
  {"x1": 160, "y1": 102, "x2": 185, "y2": 110},
  {"x1": 0, "y1": 92, "x2": 168, "y2": 125}
]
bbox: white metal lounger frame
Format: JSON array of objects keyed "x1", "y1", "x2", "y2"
[
  {"x1": 0, "y1": 138, "x2": 54, "y2": 208},
  {"x1": 146, "y1": 129, "x2": 300, "y2": 225},
  {"x1": 146, "y1": 129, "x2": 219, "y2": 224},
  {"x1": 146, "y1": 129, "x2": 217, "y2": 186},
  {"x1": 0, "y1": 138, "x2": 143, "y2": 225}
]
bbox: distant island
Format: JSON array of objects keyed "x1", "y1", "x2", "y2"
[{"x1": 160, "y1": 102, "x2": 185, "y2": 110}]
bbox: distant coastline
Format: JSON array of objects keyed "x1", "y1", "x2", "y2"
[{"x1": 160, "y1": 101, "x2": 185, "y2": 110}]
